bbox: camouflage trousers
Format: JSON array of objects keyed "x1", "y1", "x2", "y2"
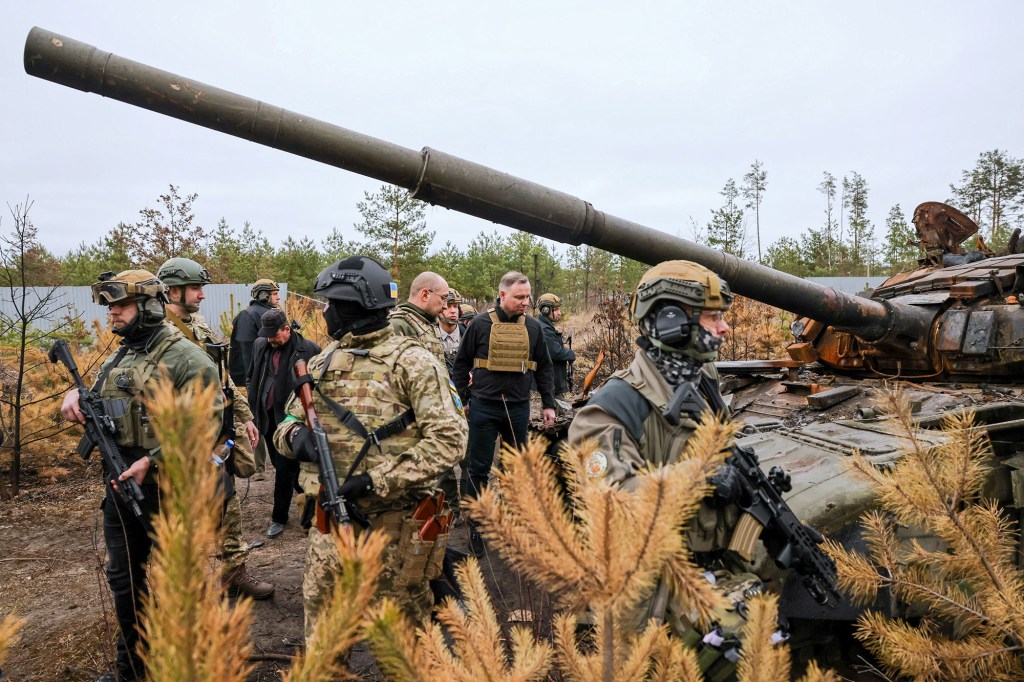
[
  {"x1": 219, "y1": 494, "x2": 248, "y2": 571},
  {"x1": 302, "y1": 514, "x2": 434, "y2": 643}
]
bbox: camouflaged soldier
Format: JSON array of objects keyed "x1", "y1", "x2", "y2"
[
  {"x1": 158, "y1": 257, "x2": 274, "y2": 600},
  {"x1": 61, "y1": 269, "x2": 223, "y2": 682},
  {"x1": 388, "y1": 271, "x2": 448, "y2": 365},
  {"x1": 273, "y1": 256, "x2": 468, "y2": 642},
  {"x1": 568, "y1": 260, "x2": 766, "y2": 677}
]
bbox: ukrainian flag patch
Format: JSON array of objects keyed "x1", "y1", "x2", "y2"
[
  {"x1": 389, "y1": 282, "x2": 399, "y2": 299},
  {"x1": 447, "y1": 379, "x2": 464, "y2": 415}
]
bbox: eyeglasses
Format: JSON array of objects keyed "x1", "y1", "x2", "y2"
[{"x1": 426, "y1": 289, "x2": 449, "y2": 302}]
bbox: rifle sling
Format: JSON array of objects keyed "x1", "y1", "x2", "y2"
[
  {"x1": 311, "y1": 348, "x2": 416, "y2": 484},
  {"x1": 93, "y1": 345, "x2": 130, "y2": 392}
]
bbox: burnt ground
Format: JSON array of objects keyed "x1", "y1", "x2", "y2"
[{"x1": 0, "y1": 462, "x2": 540, "y2": 681}]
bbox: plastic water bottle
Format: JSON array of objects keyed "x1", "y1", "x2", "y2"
[{"x1": 211, "y1": 439, "x2": 234, "y2": 466}]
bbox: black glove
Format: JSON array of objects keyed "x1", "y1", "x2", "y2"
[
  {"x1": 709, "y1": 463, "x2": 742, "y2": 507},
  {"x1": 289, "y1": 425, "x2": 318, "y2": 463},
  {"x1": 566, "y1": 348, "x2": 576, "y2": 362},
  {"x1": 340, "y1": 472, "x2": 374, "y2": 500}
]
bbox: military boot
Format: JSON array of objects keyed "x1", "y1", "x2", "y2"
[{"x1": 224, "y1": 563, "x2": 275, "y2": 600}]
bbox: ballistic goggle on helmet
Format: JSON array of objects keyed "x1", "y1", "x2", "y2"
[{"x1": 92, "y1": 270, "x2": 169, "y2": 307}]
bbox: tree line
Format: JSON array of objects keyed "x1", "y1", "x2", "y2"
[{"x1": 13, "y1": 148, "x2": 1023, "y2": 305}]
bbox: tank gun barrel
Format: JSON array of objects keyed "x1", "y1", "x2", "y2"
[{"x1": 24, "y1": 27, "x2": 930, "y2": 343}]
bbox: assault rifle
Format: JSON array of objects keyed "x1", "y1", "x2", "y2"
[
  {"x1": 728, "y1": 443, "x2": 841, "y2": 607},
  {"x1": 293, "y1": 359, "x2": 351, "y2": 529},
  {"x1": 48, "y1": 339, "x2": 146, "y2": 519}
]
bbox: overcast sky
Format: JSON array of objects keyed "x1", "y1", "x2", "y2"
[{"x1": 2, "y1": 2, "x2": 1022, "y2": 266}]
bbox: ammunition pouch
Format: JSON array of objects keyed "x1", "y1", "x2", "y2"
[{"x1": 380, "y1": 511, "x2": 449, "y2": 585}]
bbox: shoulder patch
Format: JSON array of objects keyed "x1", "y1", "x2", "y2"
[
  {"x1": 447, "y1": 378, "x2": 464, "y2": 416},
  {"x1": 585, "y1": 450, "x2": 608, "y2": 478}
]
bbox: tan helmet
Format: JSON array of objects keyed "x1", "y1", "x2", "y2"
[
  {"x1": 446, "y1": 288, "x2": 463, "y2": 305},
  {"x1": 92, "y1": 269, "x2": 168, "y2": 326},
  {"x1": 251, "y1": 278, "x2": 280, "y2": 303},
  {"x1": 537, "y1": 293, "x2": 562, "y2": 316},
  {"x1": 459, "y1": 303, "x2": 477, "y2": 322},
  {"x1": 630, "y1": 260, "x2": 732, "y2": 322}
]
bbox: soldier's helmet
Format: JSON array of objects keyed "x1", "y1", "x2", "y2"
[
  {"x1": 314, "y1": 256, "x2": 398, "y2": 310},
  {"x1": 157, "y1": 257, "x2": 212, "y2": 287},
  {"x1": 630, "y1": 260, "x2": 732, "y2": 359},
  {"x1": 459, "y1": 303, "x2": 477, "y2": 322},
  {"x1": 537, "y1": 292, "x2": 562, "y2": 316},
  {"x1": 446, "y1": 288, "x2": 462, "y2": 306},
  {"x1": 251, "y1": 279, "x2": 280, "y2": 302},
  {"x1": 91, "y1": 269, "x2": 169, "y2": 326}
]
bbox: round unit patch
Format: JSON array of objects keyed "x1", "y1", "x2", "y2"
[{"x1": 585, "y1": 451, "x2": 608, "y2": 478}]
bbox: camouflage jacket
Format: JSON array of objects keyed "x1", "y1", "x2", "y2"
[
  {"x1": 568, "y1": 349, "x2": 736, "y2": 553},
  {"x1": 388, "y1": 302, "x2": 445, "y2": 366},
  {"x1": 96, "y1": 323, "x2": 223, "y2": 484},
  {"x1": 274, "y1": 326, "x2": 468, "y2": 512},
  {"x1": 166, "y1": 310, "x2": 255, "y2": 425}
]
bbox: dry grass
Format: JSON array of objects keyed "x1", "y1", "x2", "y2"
[
  {"x1": 141, "y1": 378, "x2": 253, "y2": 682},
  {"x1": 0, "y1": 613, "x2": 24, "y2": 671}
]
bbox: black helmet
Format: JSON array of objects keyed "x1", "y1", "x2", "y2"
[{"x1": 314, "y1": 256, "x2": 398, "y2": 310}]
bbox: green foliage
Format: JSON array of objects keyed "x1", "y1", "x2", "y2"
[
  {"x1": 949, "y1": 149, "x2": 1024, "y2": 243},
  {"x1": 882, "y1": 204, "x2": 917, "y2": 272},
  {"x1": 763, "y1": 236, "x2": 808, "y2": 277},
  {"x1": 706, "y1": 178, "x2": 747, "y2": 258},
  {"x1": 353, "y1": 184, "x2": 434, "y2": 290},
  {"x1": 741, "y1": 160, "x2": 768, "y2": 262},
  {"x1": 842, "y1": 172, "x2": 875, "y2": 274}
]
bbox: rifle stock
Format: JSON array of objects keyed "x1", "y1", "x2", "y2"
[
  {"x1": 293, "y1": 358, "x2": 351, "y2": 529},
  {"x1": 48, "y1": 339, "x2": 146, "y2": 520}
]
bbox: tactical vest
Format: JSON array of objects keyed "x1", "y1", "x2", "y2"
[
  {"x1": 589, "y1": 360, "x2": 738, "y2": 554},
  {"x1": 97, "y1": 331, "x2": 182, "y2": 453},
  {"x1": 300, "y1": 334, "x2": 424, "y2": 507},
  {"x1": 389, "y1": 305, "x2": 445, "y2": 363},
  {"x1": 472, "y1": 309, "x2": 536, "y2": 373}
]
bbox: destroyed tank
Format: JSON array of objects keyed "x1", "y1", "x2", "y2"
[{"x1": 25, "y1": 27, "x2": 1024, "y2": 634}]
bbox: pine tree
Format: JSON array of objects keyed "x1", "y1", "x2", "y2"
[
  {"x1": 881, "y1": 204, "x2": 918, "y2": 272},
  {"x1": 353, "y1": 184, "x2": 434, "y2": 288},
  {"x1": 844, "y1": 172, "x2": 874, "y2": 275},
  {"x1": 741, "y1": 160, "x2": 768, "y2": 262},
  {"x1": 949, "y1": 149, "x2": 1024, "y2": 244},
  {"x1": 817, "y1": 172, "x2": 839, "y2": 272},
  {"x1": 706, "y1": 179, "x2": 747, "y2": 258}
]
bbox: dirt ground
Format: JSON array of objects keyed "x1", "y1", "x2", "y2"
[{"x1": 0, "y1": 461, "x2": 537, "y2": 681}]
